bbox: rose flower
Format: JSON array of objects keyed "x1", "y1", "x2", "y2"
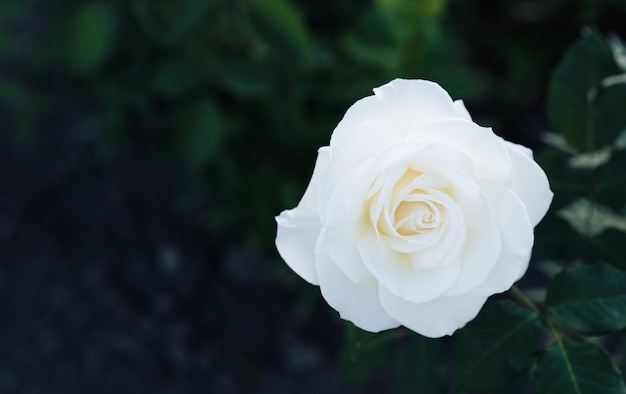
[{"x1": 276, "y1": 79, "x2": 553, "y2": 338}]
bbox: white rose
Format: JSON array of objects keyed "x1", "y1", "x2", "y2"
[{"x1": 275, "y1": 79, "x2": 553, "y2": 338}]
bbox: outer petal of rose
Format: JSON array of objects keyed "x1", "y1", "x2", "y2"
[
  {"x1": 275, "y1": 213, "x2": 322, "y2": 285},
  {"x1": 378, "y1": 285, "x2": 487, "y2": 338},
  {"x1": 453, "y1": 99, "x2": 472, "y2": 121},
  {"x1": 316, "y1": 230, "x2": 400, "y2": 332},
  {"x1": 504, "y1": 141, "x2": 553, "y2": 226},
  {"x1": 330, "y1": 95, "x2": 382, "y2": 147},
  {"x1": 405, "y1": 120, "x2": 513, "y2": 182},
  {"x1": 321, "y1": 163, "x2": 372, "y2": 228},
  {"x1": 471, "y1": 187, "x2": 534, "y2": 295},
  {"x1": 322, "y1": 224, "x2": 373, "y2": 283},
  {"x1": 472, "y1": 249, "x2": 531, "y2": 296},
  {"x1": 275, "y1": 148, "x2": 331, "y2": 285},
  {"x1": 297, "y1": 147, "x2": 331, "y2": 213},
  {"x1": 495, "y1": 187, "x2": 534, "y2": 256},
  {"x1": 373, "y1": 79, "x2": 469, "y2": 133},
  {"x1": 444, "y1": 225, "x2": 501, "y2": 296},
  {"x1": 357, "y1": 231, "x2": 462, "y2": 303},
  {"x1": 318, "y1": 121, "x2": 397, "y2": 226}
]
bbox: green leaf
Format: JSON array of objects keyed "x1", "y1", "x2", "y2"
[
  {"x1": 546, "y1": 263, "x2": 626, "y2": 335},
  {"x1": 595, "y1": 148, "x2": 626, "y2": 210},
  {"x1": 395, "y1": 334, "x2": 444, "y2": 394},
  {"x1": 534, "y1": 339, "x2": 626, "y2": 394},
  {"x1": 339, "y1": 322, "x2": 396, "y2": 383},
  {"x1": 547, "y1": 29, "x2": 622, "y2": 150},
  {"x1": 455, "y1": 300, "x2": 542, "y2": 390},
  {"x1": 248, "y1": 0, "x2": 312, "y2": 62},
  {"x1": 67, "y1": 2, "x2": 116, "y2": 73},
  {"x1": 594, "y1": 82, "x2": 626, "y2": 148}
]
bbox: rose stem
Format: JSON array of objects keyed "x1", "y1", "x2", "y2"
[{"x1": 508, "y1": 285, "x2": 541, "y2": 313}]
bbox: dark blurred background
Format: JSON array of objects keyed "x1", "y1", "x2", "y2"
[{"x1": 1, "y1": 0, "x2": 626, "y2": 393}]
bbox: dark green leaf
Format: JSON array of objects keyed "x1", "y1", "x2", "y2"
[
  {"x1": 67, "y1": 2, "x2": 116, "y2": 73},
  {"x1": 547, "y1": 29, "x2": 621, "y2": 150},
  {"x1": 455, "y1": 300, "x2": 542, "y2": 390},
  {"x1": 595, "y1": 149, "x2": 626, "y2": 210},
  {"x1": 589, "y1": 229, "x2": 626, "y2": 269},
  {"x1": 534, "y1": 339, "x2": 626, "y2": 394},
  {"x1": 594, "y1": 82, "x2": 626, "y2": 148},
  {"x1": 546, "y1": 263, "x2": 626, "y2": 335},
  {"x1": 339, "y1": 322, "x2": 396, "y2": 383},
  {"x1": 395, "y1": 334, "x2": 444, "y2": 394}
]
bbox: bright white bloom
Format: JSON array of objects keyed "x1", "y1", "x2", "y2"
[{"x1": 275, "y1": 79, "x2": 553, "y2": 338}]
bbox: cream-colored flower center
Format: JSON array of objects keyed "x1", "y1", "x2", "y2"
[
  {"x1": 371, "y1": 168, "x2": 449, "y2": 240},
  {"x1": 394, "y1": 197, "x2": 442, "y2": 236}
]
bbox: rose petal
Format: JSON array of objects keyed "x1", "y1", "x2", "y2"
[
  {"x1": 505, "y1": 141, "x2": 553, "y2": 226},
  {"x1": 405, "y1": 120, "x2": 513, "y2": 182},
  {"x1": 319, "y1": 121, "x2": 396, "y2": 226},
  {"x1": 496, "y1": 187, "x2": 534, "y2": 255},
  {"x1": 322, "y1": 223, "x2": 373, "y2": 283},
  {"x1": 444, "y1": 225, "x2": 501, "y2": 296},
  {"x1": 316, "y1": 230, "x2": 399, "y2": 332},
  {"x1": 400, "y1": 191, "x2": 465, "y2": 270},
  {"x1": 275, "y1": 213, "x2": 322, "y2": 285},
  {"x1": 471, "y1": 187, "x2": 534, "y2": 295},
  {"x1": 374, "y1": 183, "x2": 464, "y2": 255},
  {"x1": 379, "y1": 285, "x2": 487, "y2": 338},
  {"x1": 330, "y1": 95, "x2": 381, "y2": 146},
  {"x1": 373, "y1": 79, "x2": 469, "y2": 134},
  {"x1": 410, "y1": 148, "x2": 490, "y2": 231},
  {"x1": 274, "y1": 148, "x2": 331, "y2": 285},
  {"x1": 298, "y1": 147, "x2": 331, "y2": 213},
  {"x1": 453, "y1": 99, "x2": 472, "y2": 120},
  {"x1": 408, "y1": 227, "x2": 464, "y2": 270},
  {"x1": 357, "y1": 232, "x2": 462, "y2": 303},
  {"x1": 471, "y1": 249, "x2": 531, "y2": 296}
]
